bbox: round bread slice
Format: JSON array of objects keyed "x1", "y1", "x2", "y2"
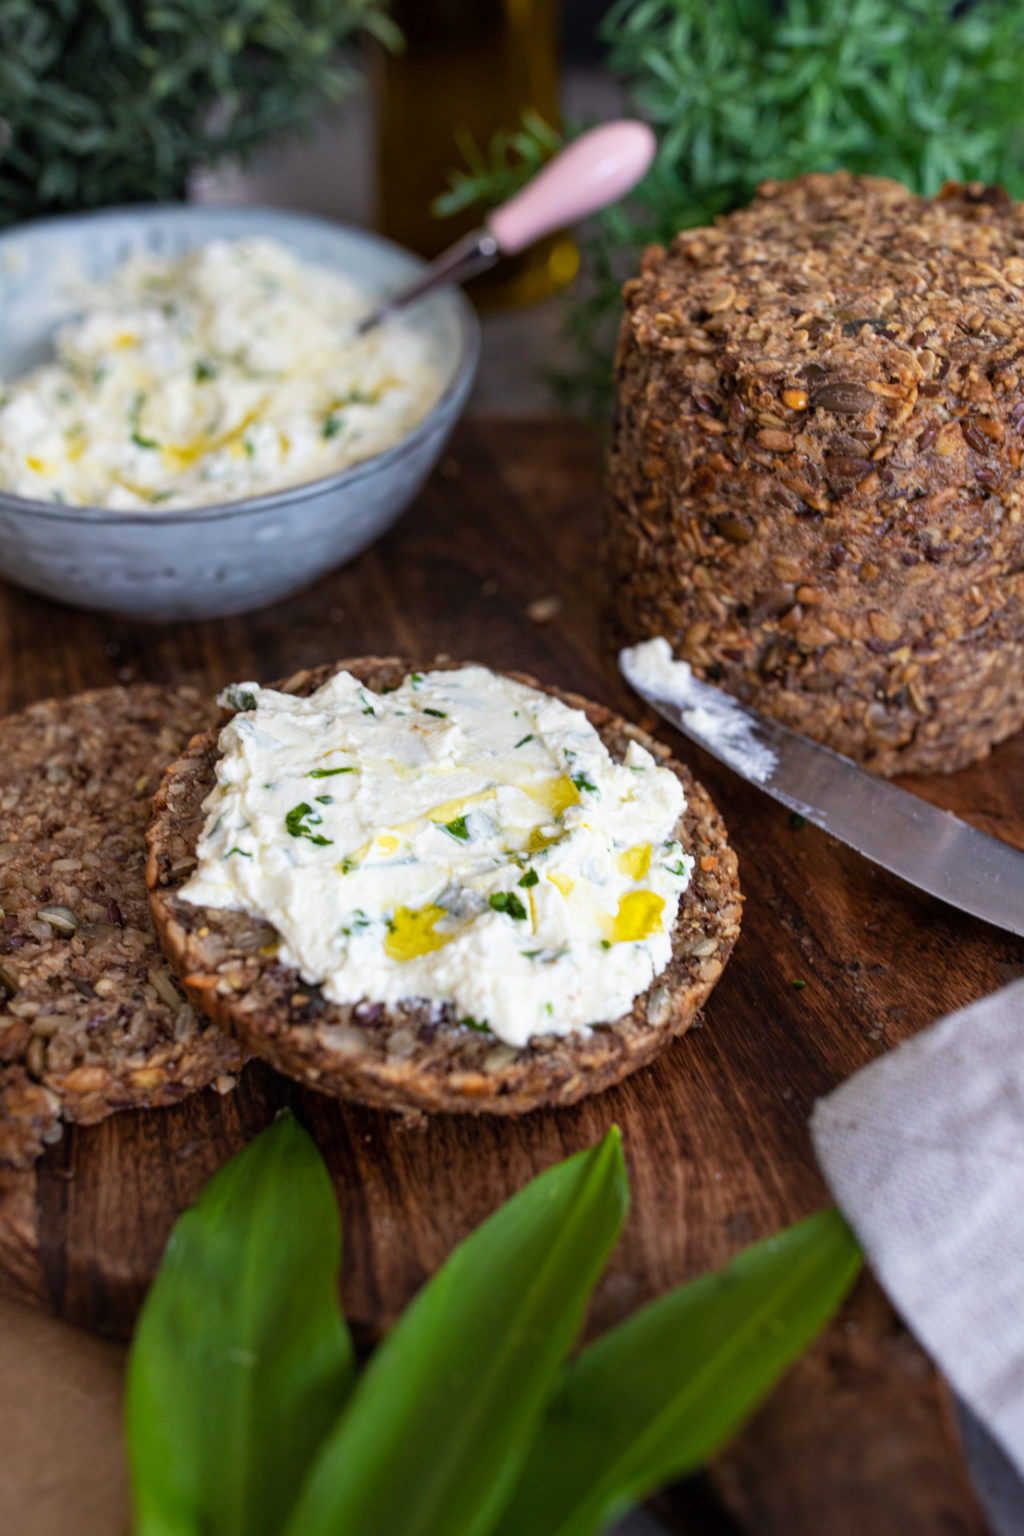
[
  {"x1": 147, "y1": 658, "x2": 742, "y2": 1116},
  {"x1": 0, "y1": 685, "x2": 245, "y2": 1168}
]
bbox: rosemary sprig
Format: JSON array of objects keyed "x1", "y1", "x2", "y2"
[{"x1": 431, "y1": 108, "x2": 562, "y2": 220}]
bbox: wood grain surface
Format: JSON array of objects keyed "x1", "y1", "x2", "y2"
[{"x1": 1, "y1": 417, "x2": 1010, "y2": 1535}]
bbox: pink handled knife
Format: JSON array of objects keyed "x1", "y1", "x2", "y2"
[{"x1": 358, "y1": 120, "x2": 656, "y2": 333}]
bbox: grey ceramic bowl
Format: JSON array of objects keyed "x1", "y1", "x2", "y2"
[{"x1": 0, "y1": 206, "x2": 479, "y2": 620}]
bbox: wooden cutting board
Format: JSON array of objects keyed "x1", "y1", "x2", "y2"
[{"x1": 1, "y1": 417, "x2": 1012, "y2": 1535}]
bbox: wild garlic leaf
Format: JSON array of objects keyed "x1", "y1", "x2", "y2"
[
  {"x1": 126, "y1": 1113, "x2": 354, "y2": 1536},
  {"x1": 492, "y1": 1208, "x2": 861, "y2": 1536},
  {"x1": 283, "y1": 1127, "x2": 629, "y2": 1536}
]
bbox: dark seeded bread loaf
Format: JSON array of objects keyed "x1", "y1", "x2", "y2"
[
  {"x1": 146, "y1": 657, "x2": 742, "y2": 1116},
  {"x1": 607, "y1": 171, "x2": 1024, "y2": 775},
  {"x1": 0, "y1": 686, "x2": 244, "y2": 1168}
]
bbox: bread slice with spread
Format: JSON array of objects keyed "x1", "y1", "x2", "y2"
[
  {"x1": 0, "y1": 686, "x2": 245, "y2": 1168},
  {"x1": 147, "y1": 657, "x2": 741, "y2": 1115}
]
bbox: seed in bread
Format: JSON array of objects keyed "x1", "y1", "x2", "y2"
[
  {"x1": 607, "y1": 171, "x2": 1024, "y2": 775},
  {"x1": 146, "y1": 658, "x2": 742, "y2": 1117},
  {"x1": 0, "y1": 686, "x2": 244, "y2": 1168}
]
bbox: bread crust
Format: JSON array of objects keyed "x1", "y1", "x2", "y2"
[
  {"x1": 147, "y1": 657, "x2": 742, "y2": 1116},
  {"x1": 607, "y1": 172, "x2": 1024, "y2": 775},
  {"x1": 0, "y1": 685, "x2": 244, "y2": 1167}
]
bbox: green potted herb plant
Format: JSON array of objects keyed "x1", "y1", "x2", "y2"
[
  {"x1": 0, "y1": 0, "x2": 397, "y2": 226},
  {"x1": 439, "y1": 0, "x2": 1024, "y2": 404}
]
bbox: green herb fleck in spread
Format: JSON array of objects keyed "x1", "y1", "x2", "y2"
[{"x1": 285, "y1": 802, "x2": 333, "y2": 846}]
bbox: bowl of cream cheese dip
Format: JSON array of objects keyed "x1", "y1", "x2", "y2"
[{"x1": 0, "y1": 206, "x2": 478, "y2": 618}]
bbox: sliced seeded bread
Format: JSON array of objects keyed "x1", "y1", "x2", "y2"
[
  {"x1": 0, "y1": 685, "x2": 244, "y2": 1168},
  {"x1": 146, "y1": 657, "x2": 742, "y2": 1116}
]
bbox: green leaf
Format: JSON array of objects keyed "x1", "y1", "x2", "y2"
[
  {"x1": 431, "y1": 109, "x2": 562, "y2": 218},
  {"x1": 493, "y1": 1208, "x2": 861, "y2": 1536},
  {"x1": 285, "y1": 801, "x2": 333, "y2": 846},
  {"x1": 489, "y1": 890, "x2": 528, "y2": 920},
  {"x1": 541, "y1": 0, "x2": 1024, "y2": 414},
  {"x1": 126, "y1": 1113, "x2": 354, "y2": 1536},
  {"x1": 460, "y1": 1015, "x2": 492, "y2": 1032},
  {"x1": 224, "y1": 685, "x2": 257, "y2": 713},
  {"x1": 284, "y1": 1127, "x2": 630, "y2": 1536},
  {"x1": 0, "y1": 0, "x2": 394, "y2": 227}
]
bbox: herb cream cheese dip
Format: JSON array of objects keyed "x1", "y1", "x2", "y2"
[
  {"x1": 180, "y1": 665, "x2": 694, "y2": 1048},
  {"x1": 0, "y1": 238, "x2": 443, "y2": 511}
]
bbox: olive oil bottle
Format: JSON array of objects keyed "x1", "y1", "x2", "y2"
[{"x1": 374, "y1": 0, "x2": 577, "y2": 307}]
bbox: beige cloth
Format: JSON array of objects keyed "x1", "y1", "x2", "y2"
[
  {"x1": 0, "y1": 1291, "x2": 668, "y2": 1535},
  {"x1": 812, "y1": 977, "x2": 1024, "y2": 1534},
  {"x1": 0, "y1": 1295, "x2": 127, "y2": 1535}
]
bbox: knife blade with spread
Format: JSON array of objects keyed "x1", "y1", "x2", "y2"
[{"x1": 620, "y1": 637, "x2": 1024, "y2": 940}]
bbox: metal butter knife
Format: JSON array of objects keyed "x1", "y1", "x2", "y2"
[{"x1": 619, "y1": 639, "x2": 1024, "y2": 939}]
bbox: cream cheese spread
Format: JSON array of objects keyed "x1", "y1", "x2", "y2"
[
  {"x1": 620, "y1": 638, "x2": 779, "y2": 783},
  {"x1": 0, "y1": 238, "x2": 443, "y2": 511},
  {"x1": 180, "y1": 665, "x2": 694, "y2": 1048}
]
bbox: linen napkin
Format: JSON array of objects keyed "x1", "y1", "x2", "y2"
[{"x1": 811, "y1": 976, "x2": 1024, "y2": 1533}]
